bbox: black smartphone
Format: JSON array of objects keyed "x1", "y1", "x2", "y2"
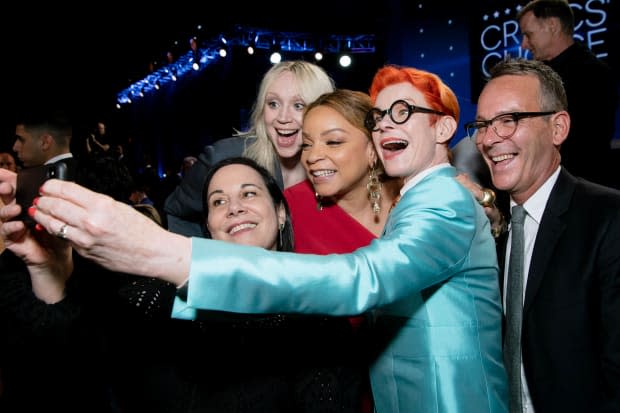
[{"x1": 14, "y1": 162, "x2": 72, "y2": 227}]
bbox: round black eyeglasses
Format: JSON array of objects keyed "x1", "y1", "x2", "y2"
[
  {"x1": 464, "y1": 111, "x2": 557, "y2": 141},
  {"x1": 365, "y1": 99, "x2": 445, "y2": 132}
]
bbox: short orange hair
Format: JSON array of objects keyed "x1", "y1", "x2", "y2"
[{"x1": 368, "y1": 65, "x2": 460, "y2": 126}]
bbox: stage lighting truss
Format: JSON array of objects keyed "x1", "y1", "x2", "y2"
[{"x1": 116, "y1": 25, "x2": 376, "y2": 106}]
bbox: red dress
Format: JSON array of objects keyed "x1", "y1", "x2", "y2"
[
  {"x1": 284, "y1": 179, "x2": 376, "y2": 413},
  {"x1": 284, "y1": 180, "x2": 376, "y2": 254}
]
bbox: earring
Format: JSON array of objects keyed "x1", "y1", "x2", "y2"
[
  {"x1": 315, "y1": 192, "x2": 323, "y2": 211},
  {"x1": 367, "y1": 165, "x2": 382, "y2": 215}
]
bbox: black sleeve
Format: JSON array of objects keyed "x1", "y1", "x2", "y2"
[
  {"x1": 0, "y1": 250, "x2": 81, "y2": 336},
  {"x1": 163, "y1": 136, "x2": 252, "y2": 236}
]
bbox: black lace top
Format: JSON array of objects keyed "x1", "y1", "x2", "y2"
[{"x1": 0, "y1": 251, "x2": 370, "y2": 412}]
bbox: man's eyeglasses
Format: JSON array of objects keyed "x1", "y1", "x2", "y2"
[
  {"x1": 464, "y1": 111, "x2": 557, "y2": 141},
  {"x1": 365, "y1": 99, "x2": 445, "y2": 132}
]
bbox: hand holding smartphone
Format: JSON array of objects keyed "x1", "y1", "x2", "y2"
[{"x1": 14, "y1": 162, "x2": 72, "y2": 227}]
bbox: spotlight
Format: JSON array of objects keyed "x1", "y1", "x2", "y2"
[
  {"x1": 192, "y1": 48, "x2": 200, "y2": 70},
  {"x1": 338, "y1": 54, "x2": 352, "y2": 68},
  {"x1": 270, "y1": 52, "x2": 282, "y2": 64},
  {"x1": 337, "y1": 38, "x2": 353, "y2": 68},
  {"x1": 269, "y1": 37, "x2": 282, "y2": 64},
  {"x1": 313, "y1": 38, "x2": 324, "y2": 61},
  {"x1": 218, "y1": 35, "x2": 229, "y2": 58},
  {"x1": 247, "y1": 34, "x2": 257, "y2": 55},
  {"x1": 116, "y1": 28, "x2": 377, "y2": 106}
]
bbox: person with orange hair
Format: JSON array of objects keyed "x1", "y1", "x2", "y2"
[{"x1": 9, "y1": 66, "x2": 508, "y2": 412}]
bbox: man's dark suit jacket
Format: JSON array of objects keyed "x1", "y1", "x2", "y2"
[
  {"x1": 546, "y1": 42, "x2": 618, "y2": 188},
  {"x1": 498, "y1": 168, "x2": 620, "y2": 412},
  {"x1": 50, "y1": 156, "x2": 78, "y2": 180}
]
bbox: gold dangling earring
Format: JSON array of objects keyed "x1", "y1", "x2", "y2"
[
  {"x1": 315, "y1": 192, "x2": 323, "y2": 211},
  {"x1": 367, "y1": 164, "x2": 382, "y2": 215}
]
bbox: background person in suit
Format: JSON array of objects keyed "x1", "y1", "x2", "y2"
[
  {"x1": 467, "y1": 58, "x2": 620, "y2": 412},
  {"x1": 517, "y1": 0, "x2": 619, "y2": 188},
  {"x1": 12, "y1": 110, "x2": 74, "y2": 171}
]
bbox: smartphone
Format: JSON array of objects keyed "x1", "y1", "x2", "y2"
[{"x1": 14, "y1": 162, "x2": 72, "y2": 227}]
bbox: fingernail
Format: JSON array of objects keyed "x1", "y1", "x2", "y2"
[
  {"x1": 28, "y1": 206, "x2": 36, "y2": 217},
  {"x1": 33, "y1": 197, "x2": 39, "y2": 206},
  {"x1": 38, "y1": 186, "x2": 44, "y2": 195},
  {"x1": 35, "y1": 223, "x2": 43, "y2": 231}
]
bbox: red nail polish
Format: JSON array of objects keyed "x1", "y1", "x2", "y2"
[
  {"x1": 33, "y1": 197, "x2": 39, "y2": 206},
  {"x1": 38, "y1": 186, "x2": 44, "y2": 195},
  {"x1": 28, "y1": 206, "x2": 36, "y2": 217},
  {"x1": 35, "y1": 223, "x2": 43, "y2": 231}
]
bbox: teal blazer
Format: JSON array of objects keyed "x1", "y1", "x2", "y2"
[{"x1": 173, "y1": 165, "x2": 508, "y2": 412}]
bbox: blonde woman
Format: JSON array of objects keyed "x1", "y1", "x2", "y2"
[{"x1": 164, "y1": 60, "x2": 334, "y2": 236}]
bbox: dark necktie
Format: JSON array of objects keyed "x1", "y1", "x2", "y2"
[{"x1": 505, "y1": 205, "x2": 526, "y2": 413}]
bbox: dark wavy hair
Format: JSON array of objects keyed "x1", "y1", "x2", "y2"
[{"x1": 201, "y1": 156, "x2": 294, "y2": 252}]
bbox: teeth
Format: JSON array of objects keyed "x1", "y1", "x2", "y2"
[
  {"x1": 382, "y1": 139, "x2": 408, "y2": 150},
  {"x1": 491, "y1": 154, "x2": 514, "y2": 163},
  {"x1": 312, "y1": 170, "x2": 335, "y2": 177},
  {"x1": 229, "y1": 223, "x2": 256, "y2": 234},
  {"x1": 276, "y1": 129, "x2": 298, "y2": 136}
]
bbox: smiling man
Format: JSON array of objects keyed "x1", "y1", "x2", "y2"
[{"x1": 468, "y1": 58, "x2": 620, "y2": 412}]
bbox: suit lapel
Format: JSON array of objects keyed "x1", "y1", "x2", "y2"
[{"x1": 523, "y1": 169, "x2": 575, "y2": 314}]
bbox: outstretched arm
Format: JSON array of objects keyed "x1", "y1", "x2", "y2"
[{"x1": 31, "y1": 179, "x2": 191, "y2": 285}]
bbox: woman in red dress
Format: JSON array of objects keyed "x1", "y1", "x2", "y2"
[{"x1": 284, "y1": 89, "x2": 402, "y2": 413}]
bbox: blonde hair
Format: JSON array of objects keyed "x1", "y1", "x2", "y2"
[
  {"x1": 133, "y1": 204, "x2": 163, "y2": 226},
  {"x1": 241, "y1": 61, "x2": 335, "y2": 177}
]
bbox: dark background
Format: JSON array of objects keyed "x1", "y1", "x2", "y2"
[
  {"x1": 2, "y1": 1, "x2": 618, "y2": 177},
  {"x1": 2, "y1": 2, "x2": 390, "y2": 158},
  {"x1": 3, "y1": 2, "x2": 389, "y2": 116}
]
